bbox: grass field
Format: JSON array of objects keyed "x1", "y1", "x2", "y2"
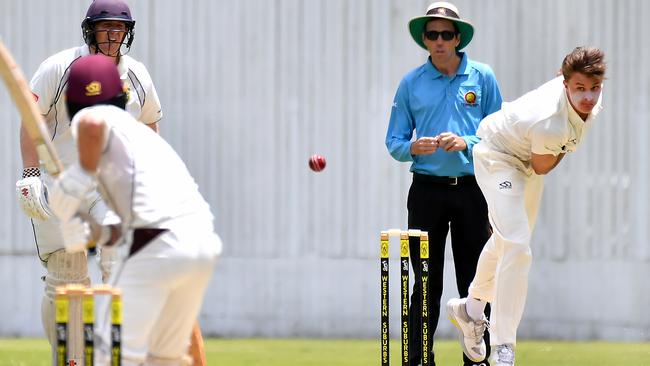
[{"x1": 1, "y1": 338, "x2": 649, "y2": 365}]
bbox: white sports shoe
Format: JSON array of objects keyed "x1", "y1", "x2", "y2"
[
  {"x1": 446, "y1": 298, "x2": 488, "y2": 362},
  {"x1": 491, "y1": 344, "x2": 515, "y2": 365}
]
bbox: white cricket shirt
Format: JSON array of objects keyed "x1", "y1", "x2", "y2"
[
  {"x1": 30, "y1": 45, "x2": 163, "y2": 168},
  {"x1": 477, "y1": 76, "x2": 603, "y2": 162},
  {"x1": 70, "y1": 106, "x2": 216, "y2": 241}
]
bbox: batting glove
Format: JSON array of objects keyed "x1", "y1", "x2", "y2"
[
  {"x1": 50, "y1": 164, "x2": 96, "y2": 222},
  {"x1": 15, "y1": 167, "x2": 52, "y2": 221},
  {"x1": 61, "y1": 216, "x2": 91, "y2": 253}
]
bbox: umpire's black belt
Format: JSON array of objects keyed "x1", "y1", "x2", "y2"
[
  {"x1": 413, "y1": 172, "x2": 476, "y2": 186},
  {"x1": 129, "y1": 228, "x2": 169, "y2": 257}
]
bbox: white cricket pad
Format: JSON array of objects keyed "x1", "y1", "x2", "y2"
[{"x1": 41, "y1": 250, "x2": 90, "y2": 363}]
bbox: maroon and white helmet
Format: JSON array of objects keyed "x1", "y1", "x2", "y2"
[{"x1": 81, "y1": 0, "x2": 136, "y2": 54}]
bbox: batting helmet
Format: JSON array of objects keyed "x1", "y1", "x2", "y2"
[
  {"x1": 81, "y1": 0, "x2": 136, "y2": 53},
  {"x1": 65, "y1": 54, "x2": 128, "y2": 118}
]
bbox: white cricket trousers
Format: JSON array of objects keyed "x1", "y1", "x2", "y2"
[
  {"x1": 97, "y1": 226, "x2": 220, "y2": 366},
  {"x1": 468, "y1": 141, "x2": 544, "y2": 346}
]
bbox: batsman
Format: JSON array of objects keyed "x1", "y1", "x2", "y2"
[
  {"x1": 47, "y1": 53, "x2": 221, "y2": 366},
  {"x1": 12, "y1": 1, "x2": 204, "y2": 364}
]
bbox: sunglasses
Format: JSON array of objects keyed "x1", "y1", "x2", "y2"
[{"x1": 424, "y1": 30, "x2": 457, "y2": 41}]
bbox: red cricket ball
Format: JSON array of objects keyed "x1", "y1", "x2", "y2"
[{"x1": 308, "y1": 154, "x2": 326, "y2": 172}]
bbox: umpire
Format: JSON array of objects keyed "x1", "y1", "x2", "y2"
[{"x1": 385, "y1": 2, "x2": 502, "y2": 365}]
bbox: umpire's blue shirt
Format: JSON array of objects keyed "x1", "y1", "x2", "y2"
[{"x1": 386, "y1": 53, "x2": 502, "y2": 177}]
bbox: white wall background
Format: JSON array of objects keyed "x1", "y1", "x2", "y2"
[{"x1": 1, "y1": 0, "x2": 649, "y2": 341}]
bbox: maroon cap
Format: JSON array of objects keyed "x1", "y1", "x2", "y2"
[{"x1": 66, "y1": 55, "x2": 123, "y2": 105}]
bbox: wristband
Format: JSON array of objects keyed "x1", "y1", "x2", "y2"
[{"x1": 22, "y1": 167, "x2": 41, "y2": 178}]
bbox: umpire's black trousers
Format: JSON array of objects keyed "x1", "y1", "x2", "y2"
[{"x1": 407, "y1": 173, "x2": 492, "y2": 366}]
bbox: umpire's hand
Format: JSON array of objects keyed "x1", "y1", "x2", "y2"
[{"x1": 411, "y1": 136, "x2": 440, "y2": 155}]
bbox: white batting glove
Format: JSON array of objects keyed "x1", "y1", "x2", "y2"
[
  {"x1": 16, "y1": 174, "x2": 52, "y2": 221},
  {"x1": 61, "y1": 216, "x2": 91, "y2": 253},
  {"x1": 50, "y1": 164, "x2": 96, "y2": 222}
]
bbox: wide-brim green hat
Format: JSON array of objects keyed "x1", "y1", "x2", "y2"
[{"x1": 408, "y1": 2, "x2": 474, "y2": 51}]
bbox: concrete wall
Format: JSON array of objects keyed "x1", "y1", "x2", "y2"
[{"x1": 1, "y1": 0, "x2": 648, "y2": 341}]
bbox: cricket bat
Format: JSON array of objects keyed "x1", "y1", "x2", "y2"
[{"x1": 0, "y1": 39, "x2": 63, "y2": 176}]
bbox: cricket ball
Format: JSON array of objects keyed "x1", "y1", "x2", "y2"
[{"x1": 308, "y1": 154, "x2": 326, "y2": 172}]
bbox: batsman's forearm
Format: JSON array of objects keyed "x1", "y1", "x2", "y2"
[
  {"x1": 77, "y1": 114, "x2": 107, "y2": 172},
  {"x1": 20, "y1": 123, "x2": 40, "y2": 168}
]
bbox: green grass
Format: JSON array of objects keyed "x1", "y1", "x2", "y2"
[{"x1": 1, "y1": 338, "x2": 649, "y2": 365}]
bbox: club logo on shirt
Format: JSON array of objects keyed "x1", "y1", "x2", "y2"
[
  {"x1": 85, "y1": 81, "x2": 102, "y2": 96},
  {"x1": 499, "y1": 181, "x2": 512, "y2": 189},
  {"x1": 464, "y1": 91, "x2": 477, "y2": 105}
]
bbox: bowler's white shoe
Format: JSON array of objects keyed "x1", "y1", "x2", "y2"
[
  {"x1": 491, "y1": 344, "x2": 515, "y2": 365},
  {"x1": 446, "y1": 297, "x2": 488, "y2": 362}
]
